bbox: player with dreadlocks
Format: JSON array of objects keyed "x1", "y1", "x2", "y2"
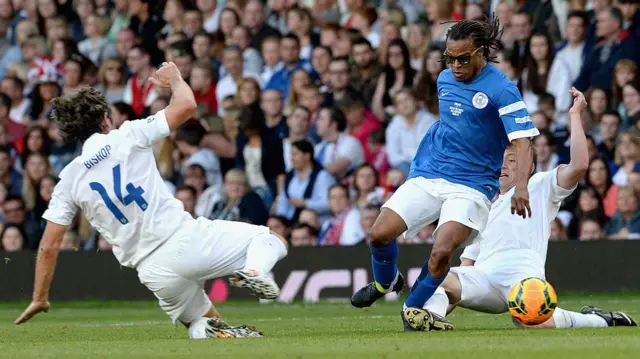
[{"x1": 351, "y1": 16, "x2": 540, "y2": 331}]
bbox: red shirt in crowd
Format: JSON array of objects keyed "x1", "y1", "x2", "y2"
[
  {"x1": 350, "y1": 109, "x2": 381, "y2": 162},
  {"x1": 5, "y1": 121, "x2": 25, "y2": 153},
  {"x1": 193, "y1": 83, "x2": 218, "y2": 114}
]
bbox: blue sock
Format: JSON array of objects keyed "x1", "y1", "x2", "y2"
[
  {"x1": 409, "y1": 259, "x2": 430, "y2": 294},
  {"x1": 404, "y1": 271, "x2": 447, "y2": 308},
  {"x1": 370, "y1": 240, "x2": 399, "y2": 290}
]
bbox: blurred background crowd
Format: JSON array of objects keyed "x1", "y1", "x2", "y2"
[{"x1": 0, "y1": 0, "x2": 638, "y2": 253}]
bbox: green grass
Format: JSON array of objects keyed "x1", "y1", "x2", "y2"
[{"x1": 1, "y1": 295, "x2": 639, "y2": 358}]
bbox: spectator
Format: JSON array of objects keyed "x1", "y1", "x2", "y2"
[
  {"x1": 290, "y1": 223, "x2": 318, "y2": 247},
  {"x1": 0, "y1": 93, "x2": 25, "y2": 149},
  {"x1": 29, "y1": 174, "x2": 56, "y2": 237},
  {"x1": 298, "y1": 208, "x2": 321, "y2": 231},
  {"x1": 127, "y1": 0, "x2": 165, "y2": 65},
  {"x1": 405, "y1": 23, "x2": 429, "y2": 71},
  {"x1": 425, "y1": 0, "x2": 454, "y2": 48},
  {"x1": 277, "y1": 139, "x2": 334, "y2": 222},
  {"x1": 216, "y1": 46, "x2": 261, "y2": 115},
  {"x1": 587, "y1": 155, "x2": 619, "y2": 217},
  {"x1": 367, "y1": 129, "x2": 391, "y2": 181},
  {"x1": 414, "y1": 45, "x2": 444, "y2": 115},
  {"x1": 611, "y1": 59, "x2": 636, "y2": 115},
  {"x1": 123, "y1": 46, "x2": 158, "y2": 116},
  {"x1": 314, "y1": 106, "x2": 365, "y2": 179},
  {"x1": 284, "y1": 69, "x2": 312, "y2": 116},
  {"x1": 0, "y1": 20, "x2": 39, "y2": 79},
  {"x1": 0, "y1": 223, "x2": 28, "y2": 252},
  {"x1": 21, "y1": 152, "x2": 50, "y2": 211},
  {"x1": 231, "y1": 25, "x2": 264, "y2": 75},
  {"x1": 338, "y1": 91, "x2": 381, "y2": 162},
  {"x1": 311, "y1": 45, "x2": 332, "y2": 89},
  {"x1": 110, "y1": 102, "x2": 137, "y2": 129},
  {"x1": 97, "y1": 56, "x2": 126, "y2": 104},
  {"x1": 107, "y1": 0, "x2": 130, "y2": 42},
  {"x1": 510, "y1": 12, "x2": 533, "y2": 72},
  {"x1": 244, "y1": 0, "x2": 281, "y2": 51},
  {"x1": 199, "y1": 0, "x2": 222, "y2": 33},
  {"x1": 267, "y1": 214, "x2": 291, "y2": 239},
  {"x1": 555, "y1": 11, "x2": 590, "y2": 83},
  {"x1": 287, "y1": 7, "x2": 317, "y2": 60},
  {"x1": 282, "y1": 105, "x2": 310, "y2": 170},
  {"x1": 236, "y1": 104, "x2": 285, "y2": 207},
  {"x1": 0, "y1": 77, "x2": 30, "y2": 125},
  {"x1": 580, "y1": 217, "x2": 605, "y2": 241},
  {"x1": 587, "y1": 87, "x2": 611, "y2": 135},
  {"x1": 176, "y1": 119, "x2": 223, "y2": 195},
  {"x1": 218, "y1": 8, "x2": 242, "y2": 46},
  {"x1": 351, "y1": 7, "x2": 380, "y2": 49},
  {"x1": 606, "y1": 186, "x2": 640, "y2": 239},
  {"x1": 534, "y1": 130, "x2": 559, "y2": 173},
  {"x1": 326, "y1": 56, "x2": 354, "y2": 105},
  {"x1": 299, "y1": 84, "x2": 323, "y2": 125},
  {"x1": 78, "y1": 14, "x2": 117, "y2": 65},
  {"x1": 620, "y1": 79, "x2": 640, "y2": 127},
  {"x1": 318, "y1": 183, "x2": 363, "y2": 246},
  {"x1": 372, "y1": 39, "x2": 416, "y2": 121},
  {"x1": 192, "y1": 31, "x2": 215, "y2": 64},
  {"x1": 190, "y1": 61, "x2": 218, "y2": 114},
  {"x1": 351, "y1": 37, "x2": 383, "y2": 107},
  {"x1": 385, "y1": 88, "x2": 436, "y2": 174},
  {"x1": 568, "y1": 186, "x2": 609, "y2": 238},
  {"x1": 260, "y1": 89, "x2": 287, "y2": 138},
  {"x1": 629, "y1": 163, "x2": 640, "y2": 194},
  {"x1": 207, "y1": 169, "x2": 268, "y2": 225},
  {"x1": 598, "y1": 111, "x2": 622, "y2": 162},
  {"x1": 0, "y1": 147, "x2": 21, "y2": 196},
  {"x1": 260, "y1": 36, "x2": 283, "y2": 86},
  {"x1": 352, "y1": 163, "x2": 384, "y2": 209},
  {"x1": 359, "y1": 203, "x2": 380, "y2": 245},
  {"x1": 520, "y1": 32, "x2": 572, "y2": 126},
  {"x1": 492, "y1": 48, "x2": 517, "y2": 83},
  {"x1": 183, "y1": 7, "x2": 205, "y2": 38},
  {"x1": 574, "y1": 6, "x2": 630, "y2": 92},
  {"x1": 612, "y1": 129, "x2": 640, "y2": 186},
  {"x1": 266, "y1": 34, "x2": 314, "y2": 101},
  {"x1": 175, "y1": 185, "x2": 198, "y2": 218},
  {"x1": 2, "y1": 195, "x2": 40, "y2": 249},
  {"x1": 61, "y1": 54, "x2": 87, "y2": 96},
  {"x1": 115, "y1": 28, "x2": 137, "y2": 60},
  {"x1": 549, "y1": 217, "x2": 569, "y2": 241}
]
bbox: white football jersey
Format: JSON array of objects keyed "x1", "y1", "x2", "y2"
[
  {"x1": 462, "y1": 167, "x2": 575, "y2": 271},
  {"x1": 43, "y1": 110, "x2": 192, "y2": 268}
]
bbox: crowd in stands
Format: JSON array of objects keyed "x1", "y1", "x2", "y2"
[{"x1": 0, "y1": 0, "x2": 639, "y2": 253}]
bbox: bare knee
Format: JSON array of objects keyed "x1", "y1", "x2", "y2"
[{"x1": 369, "y1": 209, "x2": 406, "y2": 247}]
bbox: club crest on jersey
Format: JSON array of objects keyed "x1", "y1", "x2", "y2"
[{"x1": 472, "y1": 92, "x2": 489, "y2": 109}]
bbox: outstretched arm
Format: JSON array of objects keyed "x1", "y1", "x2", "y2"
[
  {"x1": 149, "y1": 62, "x2": 197, "y2": 132},
  {"x1": 557, "y1": 88, "x2": 589, "y2": 190},
  {"x1": 15, "y1": 222, "x2": 68, "y2": 325}
]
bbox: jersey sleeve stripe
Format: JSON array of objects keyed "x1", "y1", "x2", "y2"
[
  {"x1": 498, "y1": 101, "x2": 527, "y2": 117},
  {"x1": 507, "y1": 127, "x2": 540, "y2": 142}
]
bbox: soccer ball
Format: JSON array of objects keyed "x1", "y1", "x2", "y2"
[{"x1": 507, "y1": 277, "x2": 558, "y2": 325}]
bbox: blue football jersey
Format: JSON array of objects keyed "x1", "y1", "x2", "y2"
[{"x1": 408, "y1": 63, "x2": 539, "y2": 199}]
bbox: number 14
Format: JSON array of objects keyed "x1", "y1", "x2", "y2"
[{"x1": 90, "y1": 165, "x2": 148, "y2": 224}]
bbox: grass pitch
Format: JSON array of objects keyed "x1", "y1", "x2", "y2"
[{"x1": 1, "y1": 295, "x2": 639, "y2": 359}]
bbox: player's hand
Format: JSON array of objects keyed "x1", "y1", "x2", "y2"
[
  {"x1": 14, "y1": 300, "x2": 50, "y2": 325},
  {"x1": 511, "y1": 186, "x2": 531, "y2": 219},
  {"x1": 149, "y1": 62, "x2": 181, "y2": 89},
  {"x1": 568, "y1": 87, "x2": 587, "y2": 115}
]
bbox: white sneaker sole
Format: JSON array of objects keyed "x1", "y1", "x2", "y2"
[{"x1": 230, "y1": 270, "x2": 280, "y2": 300}]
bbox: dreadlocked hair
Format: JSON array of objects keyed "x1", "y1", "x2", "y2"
[
  {"x1": 445, "y1": 13, "x2": 503, "y2": 63},
  {"x1": 51, "y1": 86, "x2": 111, "y2": 144}
]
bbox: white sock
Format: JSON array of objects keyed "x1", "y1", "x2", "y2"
[
  {"x1": 188, "y1": 317, "x2": 209, "y2": 339},
  {"x1": 243, "y1": 233, "x2": 288, "y2": 274},
  {"x1": 552, "y1": 308, "x2": 608, "y2": 328},
  {"x1": 422, "y1": 287, "x2": 449, "y2": 317}
]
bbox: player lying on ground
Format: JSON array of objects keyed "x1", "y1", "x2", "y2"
[
  {"x1": 351, "y1": 16, "x2": 540, "y2": 326},
  {"x1": 412, "y1": 88, "x2": 637, "y2": 331},
  {"x1": 14, "y1": 62, "x2": 289, "y2": 339}
]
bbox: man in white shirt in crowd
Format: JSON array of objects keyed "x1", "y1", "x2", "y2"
[
  {"x1": 555, "y1": 11, "x2": 589, "y2": 84},
  {"x1": 216, "y1": 46, "x2": 261, "y2": 115},
  {"x1": 198, "y1": 0, "x2": 223, "y2": 33},
  {"x1": 385, "y1": 89, "x2": 437, "y2": 175},
  {"x1": 260, "y1": 36, "x2": 284, "y2": 86},
  {"x1": 414, "y1": 88, "x2": 636, "y2": 332},
  {"x1": 14, "y1": 62, "x2": 288, "y2": 340},
  {"x1": 175, "y1": 119, "x2": 223, "y2": 196},
  {"x1": 314, "y1": 105, "x2": 365, "y2": 179}
]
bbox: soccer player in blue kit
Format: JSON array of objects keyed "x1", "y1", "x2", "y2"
[{"x1": 351, "y1": 17, "x2": 540, "y2": 331}]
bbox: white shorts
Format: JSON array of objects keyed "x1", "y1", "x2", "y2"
[
  {"x1": 451, "y1": 263, "x2": 545, "y2": 314},
  {"x1": 136, "y1": 217, "x2": 270, "y2": 324},
  {"x1": 382, "y1": 177, "x2": 491, "y2": 241}
]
